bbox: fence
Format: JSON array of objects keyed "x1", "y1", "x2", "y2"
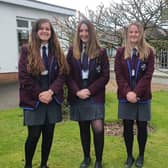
[
  {"x1": 109, "y1": 49, "x2": 168, "y2": 71},
  {"x1": 156, "y1": 49, "x2": 168, "y2": 70}
]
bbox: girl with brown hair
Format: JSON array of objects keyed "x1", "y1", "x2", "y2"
[
  {"x1": 18, "y1": 18, "x2": 69, "y2": 168},
  {"x1": 67, "y1": 19, "x2": 110, "y2": 168}
]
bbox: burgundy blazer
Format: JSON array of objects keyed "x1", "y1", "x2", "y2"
[
  {"x1": 114, "y1": 47, "x2": 155, "y2": 102},
  {"x1": 18, "y1": 46, "x2": 65, "y2": 109},
  {"x1": 66, "y1": 47, "x2": 110, "y2": 104}
]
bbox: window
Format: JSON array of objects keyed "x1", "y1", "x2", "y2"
[
  {"x1": 17, "y1": 19, "x2": 28, "y2": 28},
  {"x1": 17, "y1": 30, "x2": 29, "y2": 52},
  {"x1": 16, "y1": 18, "x2": 35, "y2": 53}
]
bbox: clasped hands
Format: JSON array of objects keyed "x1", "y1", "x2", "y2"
[
  {"x1": 126, "y1": 91, "x2": 139, "y2": 103},
  {"x1": 76, "y1": 89, "x2": 91, "y2": 99},
  {"x1": 39, "y1": 89, "x2": 54, "y2": 104}
]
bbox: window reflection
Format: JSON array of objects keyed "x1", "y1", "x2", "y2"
[{"x1": 17, "y1": 30, "x2": 29, "y2": 52}]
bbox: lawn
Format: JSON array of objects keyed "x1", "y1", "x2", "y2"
[{"x1": 0, "y1": 91, "x2": 168, "y2": 168}]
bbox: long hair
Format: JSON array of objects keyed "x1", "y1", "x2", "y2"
[
  {"x1": 27, "y1": 18, "x2": 69, "y2": 75},
  {"x1": 123, "y1": 22, "x2": 155, "y2": 60},
  {"x1": 73, "y1": 19, "x2": 101, "y2": 60}
]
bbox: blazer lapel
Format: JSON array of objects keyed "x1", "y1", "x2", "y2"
[
  {"x1": 75, "y1": 58, "x2": 82, "y2": 78},
  {"x1": 88, "y1": 58, "x2": 96, "y2": 80},
  {"x1": 77, "y1": 59, "x2": 81, "y2": 70},
  {"x1": 89, "y1": 58, "x2": 96, "y2": 73}
]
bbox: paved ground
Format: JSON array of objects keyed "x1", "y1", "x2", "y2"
[
  {"x1": 0, "y1": 73, "x2": 167, "y2": 110},
  {"x1": 0, "y1": 82, "x2": 19, "y2": 110}
]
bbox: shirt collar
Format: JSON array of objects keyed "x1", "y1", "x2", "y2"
[
  {"x1": 41, "y1": 43, "x2": 48, "y2": 49},
  {"x1": 40, "y1": 43, "x2": 49, "y2": 57}
]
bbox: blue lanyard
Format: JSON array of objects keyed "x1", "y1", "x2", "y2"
[{"x1": 127, "y1": 59, "x2": 141, "y2": 86}]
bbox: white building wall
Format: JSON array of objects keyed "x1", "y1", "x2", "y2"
[
  {"x1": 0, "y1": 4, "x2": 19, "y2": 72},
  {"x1": 0, "y1": 1, "x2": 75, "y2": 73}
]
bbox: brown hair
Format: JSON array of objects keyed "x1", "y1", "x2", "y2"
[
  {"x1": 123, "y1": 22, "x2": 155, "y2": 60},
  {"x1": 73, "y1": 19, "x2": 101, "y2": 60},
  {"x1": 27, "y1": 18, "x2": 69, "y2": 75}
]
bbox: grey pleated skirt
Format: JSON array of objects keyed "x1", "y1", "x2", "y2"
[
  {"x1": 23, "y1": 100, "x2": 62, "y2": 126},
  {"x1": 70, "y1": 98, "x2": 104, "y2": 121},
  {"x1": 118, "y1": 101, "x2": 151, "y2": 121}
]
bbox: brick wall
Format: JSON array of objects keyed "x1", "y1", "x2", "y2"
[{"x1": 0, "y1": 73, "x2": 18, "y2": 84}]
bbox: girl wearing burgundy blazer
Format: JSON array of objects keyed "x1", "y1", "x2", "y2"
[
  {"x1": 114, "y1": 22, "x2": 155, "y2": 168},
  {"x1": 18, "y1": 18, "x2": 69, "y2": 168},
  {"x1": 67, "y1": 20, "x2": 109, "y2": 168}
]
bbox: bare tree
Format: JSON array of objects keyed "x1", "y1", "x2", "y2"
[
  {"x1": 54, "y1": 0, "x2": 167, "y2": 49},
  {"x1": 86, "y1": 0, "x2": 168, "y2": 46}
]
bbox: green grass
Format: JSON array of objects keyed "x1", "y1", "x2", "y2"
[{"x1": 0, "y1": 91, "x2": 168, "y2": 168}]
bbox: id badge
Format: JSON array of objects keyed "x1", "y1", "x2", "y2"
[
  {"x1": 82, "y1": 70, "x2": 89, "y2": 79},
  {"x1": 41, "y1": 70, "x2": 48, "y2": 75},
  {"x1": 132, "y1": 69, "x2": 135, "y2": 77}
]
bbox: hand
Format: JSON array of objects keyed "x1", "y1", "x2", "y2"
[
  {"x1": 39, "y1": 90, "x2": 53, "y2": 104},
  {"x1": 82, "y1": 89, "x2": 91, "y2": 96},
  {"x1": 126, "y1": 91, "x2": 137, "y2": 103},
  {"x1": 76, "y1": 89, "x2": 91, "y2": 100}
]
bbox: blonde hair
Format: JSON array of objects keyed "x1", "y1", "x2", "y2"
[
  {"x1": 73, "y1": 20, "x2": 101, "y2": 60},
  {"x1": 123, "y1": 22, "x2": 155, "y2": 60}
]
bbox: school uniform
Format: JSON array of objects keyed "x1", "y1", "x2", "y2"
[
  {"x1": 67, "y1": 46, "x2": 110, "y2": 121},
  {"x1": 19, "y1": 45, "x2": 65, "y2": 125},
  {"x1": 114, "y1": 47, "x2": 155, "y2": 121}
]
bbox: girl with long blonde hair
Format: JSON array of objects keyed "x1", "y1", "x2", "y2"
[{"x1": 115, "y1": 22, "x2": 155, "y2": 168}]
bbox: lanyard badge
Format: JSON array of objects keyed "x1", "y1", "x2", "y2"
[{"x1": 131, "y1": 69, "x2": 135, "y2": 77}]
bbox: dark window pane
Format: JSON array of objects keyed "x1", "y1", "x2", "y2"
[{"x1": 17, "y1": 19, "x2": 28, "y2": 28}]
